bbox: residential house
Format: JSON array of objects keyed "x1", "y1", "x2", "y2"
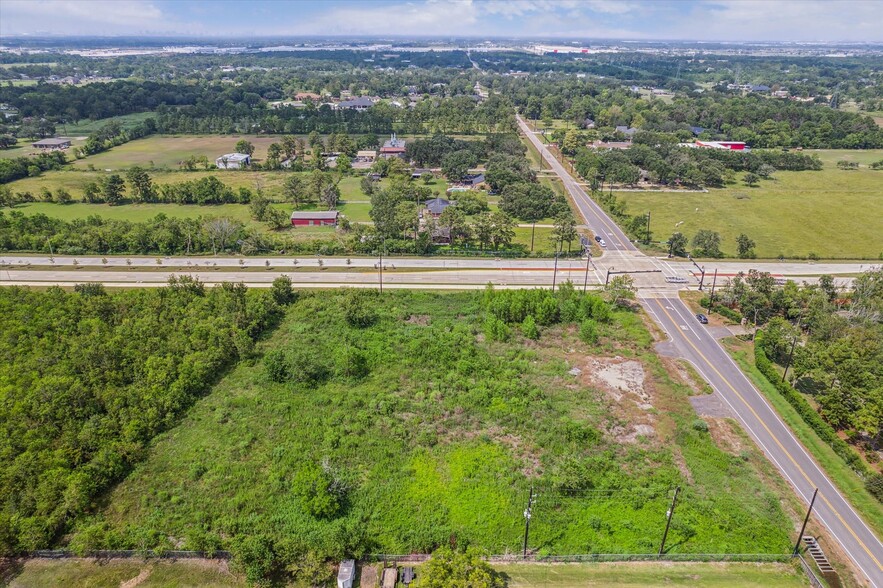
[
  {"x1": 424, "y1": 197, "x2": 452, "y2": 218},
  {"x1": 380, "y1": 134, "x2": 407, "y2": 159},
  {"x1": 411, "y1": 167, "x2": 431, "y2": 179},
  {"x1": 291, "y1": 211, "x2": 339, "y2": 227},
  {"x1": 462, "y1": 172, "x2": 485, "y2": 187},
  {"x1": 355, "y1": 150, "x2": 377, "y2": 163},
  {"x1": 581, "y1": 118, "x2": 596, "y2": 129},
  {"x1": 588, "y1": 140, "x2": 632, "y2": 150},
  {"x1": 294, "y1": 91, "x2": 322, "y2": 101},
  {"x1": 215, "y1": 153, "x2": 251, "y2": 169},
  {"x1": 748, "y1": 84, "x2": 771, "y2": 92},
  {"x1": 696, "y1": 140, "x2": 748, "y2": 151},
  {"x1": 335, "y1": 97, "x2": 374, "y2": 111},
  {"x1": 615, "y1": 125, "x2": 638, "y2": 138},
  {"x1": 31, "y1": 138, "x2": 71, "y2": 150}
]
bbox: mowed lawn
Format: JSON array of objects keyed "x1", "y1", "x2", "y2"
[
  {"x1": 617, "y1": 149, "x2": 883, "y2": 259},
  {"x1": 497, "y1": 562, "x2": 806, "y2": 588},
  {"x1": 71, "y1": 134, "x2": 292, "y2": 169},
  {"x1": 5, "y1": 559, "x2": 243, "y2": 588},
  {"x1": 5, "y1": 170, "x2": 375, "y2": 205}
]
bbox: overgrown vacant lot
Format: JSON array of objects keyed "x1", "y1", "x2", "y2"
[
  {"x1": 617, "y1": 149, "x2": 883, "y2": 259},
  {"x1": 78, "y1": 288, "x2": 791, "y2": 573}
]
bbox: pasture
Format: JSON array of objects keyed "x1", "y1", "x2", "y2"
[
  {"x1": 617, "y1": 150, "x2": 883, "y2": 259},
  {"x1": 70, "y1": 134, "x2": 290, "y2": 169}
]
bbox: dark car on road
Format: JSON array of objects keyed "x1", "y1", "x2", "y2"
[
  {"x1": 594, "y1": 235, "x2": 602, "y2": 242},
  {"x1": 695, "y1": 313, "x2": 709, "y2": 324}
]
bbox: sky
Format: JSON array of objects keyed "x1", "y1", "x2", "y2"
[{"x1": 1, "y1": 0, "x2": 881, "y2": 43}]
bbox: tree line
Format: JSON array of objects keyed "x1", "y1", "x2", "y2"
[{"x1": 0, "y1": 276, "x2": 298, "y2": 553}]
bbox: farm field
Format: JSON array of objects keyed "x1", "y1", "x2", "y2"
[
  {"x1": 498, "y1": 561, "x2": 806, "y2": 588},
  {"x1": 77, "y1": 290, "x2": 793, "y2": 562},
  {"x1": 617, "y1": 150, "x2": 883, "y2": 259},
  {"x1": 71, "y1": 134, "x2": 292, "y2": 169}
]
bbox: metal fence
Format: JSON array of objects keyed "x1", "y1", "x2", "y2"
[
  {"x1": 364, "y1": 553, "x2": 792, "y2": 564},
  {"x1": 798, "y1": 554, "x2": 826, "y2": 588},
  {"x1": 25, "y1": 549, "x2": 231, "y2": 560}
]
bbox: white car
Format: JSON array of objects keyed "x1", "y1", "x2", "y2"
[{"x1": 599, "y1": 239, "x2": 607, "y2": 247}]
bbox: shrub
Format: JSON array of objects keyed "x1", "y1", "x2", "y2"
[
  {"x1": 579, "y1": 319, "x2": 599, "y2": 345},
  {"x1": 292, "y1": 463, "x2": 340, "y2": 519},
  {"x1": 343, "y1": 291, "x2": 377, "y2": 328},
  {"x1": 264, "y1": 349, "x2": 290, "y2": 383},
  {"x1": 521, "y1": 315, "x2": 539, "y2": 340},
  {"x1": 867, "y1": 473, "x2": 883, "y2": 502},
  {"x1": 692, "y1": 419, "x2": 709, "y2": 432},
  {"x1": 484, "y1": 315, "x2": 511, "y2": 342}
]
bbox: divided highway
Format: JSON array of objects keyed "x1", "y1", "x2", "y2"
[{"x1": 518, "y1": 114, "x2": 883, "y2": 587}]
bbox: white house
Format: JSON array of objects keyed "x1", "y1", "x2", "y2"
[{"x1": 215, "y1": 153, "x2": 251, "y2": 169}]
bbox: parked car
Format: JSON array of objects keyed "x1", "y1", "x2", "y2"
[
  {"x1": 594, "y1": 235, "x2": 602, "y2": 242},
  {"x1": 599, "y1": 239, "x2": 607, "y2": 247},
  {"x1": 695, "y1": 313, "x2": 709, "y2": 324}
]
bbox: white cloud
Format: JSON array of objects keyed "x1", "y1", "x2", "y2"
[{"x1": 0, "y1": 0, "x2": 178, "y2": 35}]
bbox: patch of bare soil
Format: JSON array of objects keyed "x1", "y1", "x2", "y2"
[
  {"x1": 571, "y1": 355, "x2": 656, "y2": 445},
  {"x1": 405, "y1": 314, "x2": 430, "y2": 325},
  {"x1": 705, "y1": 418, "x2": 748, "y2": 455},
  {"x1": 119, "y1": 566, "x2": 152, "y2": 588},
  {"x1": 359, "y1": 563, "x2": 379, "y2": 588}
]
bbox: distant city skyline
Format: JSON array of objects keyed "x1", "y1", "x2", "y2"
[{"x1": 1, "y1": 0, "x2": 881, "y2": 43}]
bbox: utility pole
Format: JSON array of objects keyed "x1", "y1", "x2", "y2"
[
  {"x1": 530, "y1": 222, "x2": 536, "y2": 252},
  {"x1": 522, "y1": 487, "x2": 534, "y2": 558},
  {"x1": 583, "y1": 252, "x2": 592, "y2": 293},
  {"x1": 605, "y1": 266, "x2": 613, "y2": 286},
  {"x1": 709, "y1": 269, "x2": 718, "y2": 303},
  {"x1": 658, "y1": 486, "x2": 680, "y2": 556},
  {"x1": 782, "y1": 330, "x2": 800, "y2": 383},
  {"x1": 646, "y1": 211, "x2": 651, "y2": 245},
  {"x1": 378, "y1": 241, "x2": 384, "y2": 294},
  {"x1": 698, "y1": 266, "x2": 706, "y2": 291},
  {"x1": 793, "y1": 488, "x2": 818, "y2": 555},
  {"x1": 551, "y1": 252, "x2": 559, "y2": 292}
]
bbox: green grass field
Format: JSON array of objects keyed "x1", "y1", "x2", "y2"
[
  {"x1": 2, "y1": 559, "x2": 806, "y2": 587},
  {"x1": 498, "y1": 561, "x2": 806, "y2": 588},
  {"x1": 5, "y1": 170, "x2": 374, "y2": 204},
  {"x1": 617, "y1": 150, "x2": 883, "y2": 259},
  {"x1": 58, "y1": 111, "x2": 157, "y2": 135},
  {"x1": 71, "y1": 134, "x2": 292, "y2": 169},
  {"x1": 4, "y1": 559, "x2": 243, "y2": 588}
]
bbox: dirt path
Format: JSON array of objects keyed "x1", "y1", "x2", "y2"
[{"x1": 119, "y1": 566, "x2": 152, "y2": 588}]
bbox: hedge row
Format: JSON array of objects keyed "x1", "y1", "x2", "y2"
[
  {"x1": 753, "y1": 331, "x2": 882, "y2": 504},
  {"x1": 699, "y1": 297, "x2": 744, "y2": 323}
]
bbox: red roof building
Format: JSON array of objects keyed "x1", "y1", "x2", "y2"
[
  {"x1": 291, "y1": 211, "x2": 339, "y2": 227},
  {"x1": 696, "y1": 140, "x2": 748, "y2": 151}
]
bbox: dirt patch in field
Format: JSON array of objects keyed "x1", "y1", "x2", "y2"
[
  {"x1": 359, "y1": 564, "x2": 379, "y2": 588},
  {"x1": 405, "y1": 314, "x2": 430, "y2": 325},
  {"x1": 705, "y1": 418, "x2": 748, "y2": 455},
  {"x1": 120, "y1": 566, "x2": 152, "y2": 588},
  {"x1": 569, "y1": 355, "x2": 657, "y2": 445}
]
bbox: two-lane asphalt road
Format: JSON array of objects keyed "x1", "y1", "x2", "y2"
[
  {"x1": 518, "y1": 114, "x2": 883, "y2": 586},
  {"x1": 644, "y1": 295, "x2": 883, "y2": 586},
  {"x1": 517, "y1": 115, "x2": 637, "y2": 253}
]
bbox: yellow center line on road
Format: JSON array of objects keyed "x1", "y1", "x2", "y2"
[{"x1": 651, "y1": 299, "x2": 883, "y2": 574}]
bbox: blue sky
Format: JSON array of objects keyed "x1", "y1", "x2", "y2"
[{"x1": 1, "y1": 0, "x2": 881, "y2": 42}]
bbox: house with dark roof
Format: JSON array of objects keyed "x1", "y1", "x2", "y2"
[
  {"x1": 748, "y1": 84, "x2": 771, "y2": 92},
  {"x1": 32, "y1": 137, "x2": 71, "y2": 150},
  {"x1": 335, "y1": 97, "x2": 374, "y2": 111},
  {"x1": 615, "y1": 125, "x2": 638, "y2": 137},
  {"x1": 689, "y1": 126, "x2": 705, "y2": 136},
  {"x1": 424, "y1": 197, "x2": 451, "y2": 217},
  {"x1": 462, "y1": 172, "x2": 485, "y2": 187}
]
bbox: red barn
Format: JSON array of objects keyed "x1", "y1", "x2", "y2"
[{"x1": 291, "y1": 211, "x2": 339, "y2": 227}]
